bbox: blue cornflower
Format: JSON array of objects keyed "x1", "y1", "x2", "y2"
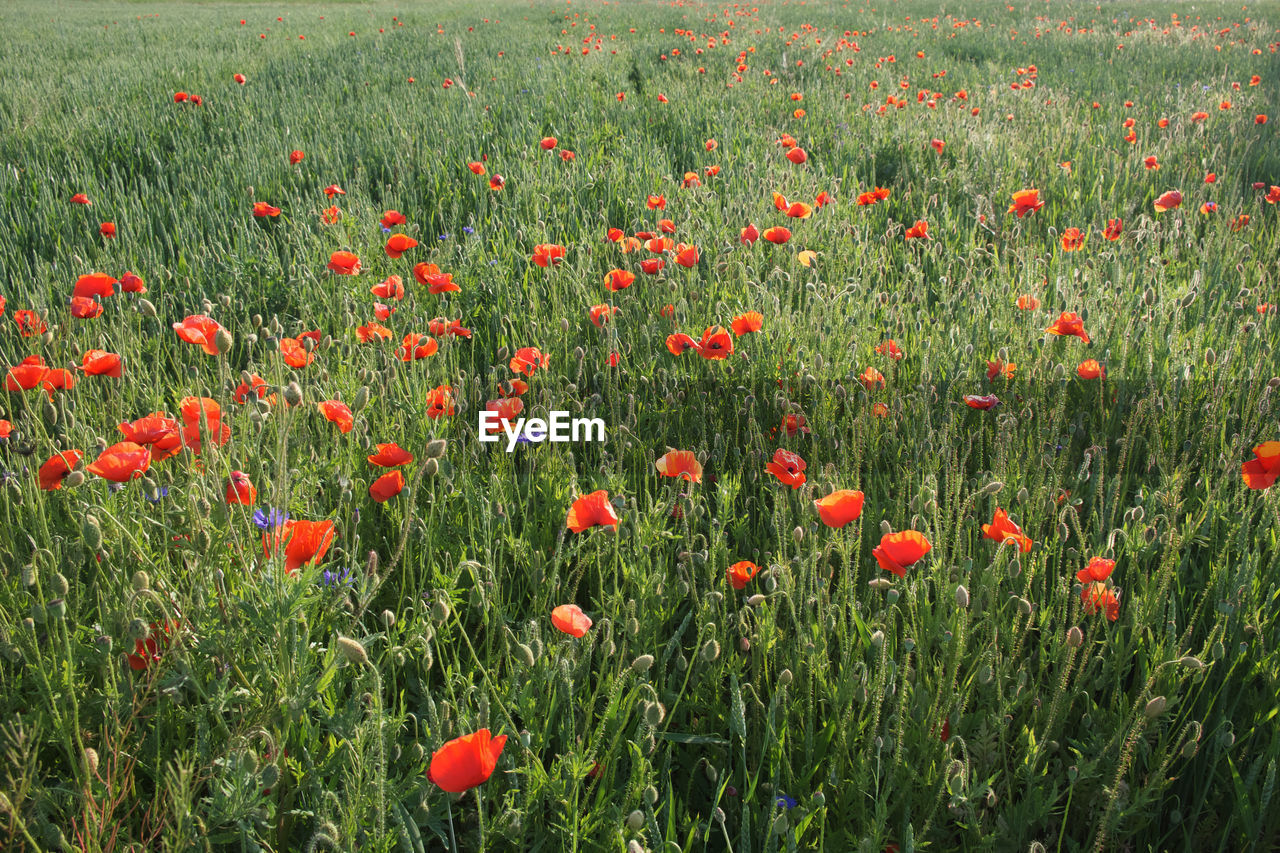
[
  {"x1": 776, "y1": 794, "x2": 798, "y2": 810},
  {"x1": 145, "y1": 486, "x2": 169, "y2": 504},
  {"x1": 462, "y1": 226, "x2": 475, "y2": 235},
  {"x1": 253, "y1": 508, "x2": 290, "y2": 531},
  {"x1": 438, "y1": 233, "x2": 450, "y2": 240},
  {"x1": 321, "y1": 567, "x2": 353, "y2": 588},
  {"x1": 381, "y1": 225, "x2": 392, "y2": 234}
]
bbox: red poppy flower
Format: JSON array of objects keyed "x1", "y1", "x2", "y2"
[
  {"x1": 726, "y1": 560, "x2": 761, "y2": 590},
  {"x1": 786, "y1": 147, "x2": 808, "y2": 164},
  {"x1": 71, "y1": 193, "x2": 92, "y2": 206},
  {"x1": 566, "y1": 490, "x2": 620, "y2": 532},
  {"x1": 1008, "y1": 188, "x2": 1044, "y2": 217},
  {"x1": 356, "y1": 322, "x2": 392, "y2": 343},
  {"x1": 674, "y1": 244, "x2": 700, "y2": 267},
  {"x1": 489, "y1": 174, "x2": 505, "y2": 190},
  {"x1": 482, "y1": 397, "x2": 524, "y2": 432},
  {"x1": 317, "y1": 400, "x2": 355, "y2": 433},
  {"x1": 589, "y1": 304, "x2": 618, "y2": 327},
  {"x1": 786, "y1": 202, "x2": 813, "y2": 219},
  {"x1": 904, "y1": 220, "x2": 929, "y2": 240},
  {"x1": 253, "y1": 202, "x2": 281, "y2": 217},
  {"x1": 731, "y1": 312, "x2": 763, "y2": 336},
  {"x1": 1015, "y1": 295, "x2": 1040, "y2": 311},
  {"x1": 289, "y1": 150, "x2": 305, "y2": 165},
  {"x1": 1081, "y1": 582, "x2": 1119, "y2": 621},
  {"x1": 38, "y1": 449, "x2": 83, "y2": 490},
  {"x1": 280, "y1": 337, "x2": 315, "y2": 368},
  {"x1": 5, "y1": 355, "x2": 49, "y2": 392},
  {"x1": 428, "y1": 729, "x2": 507, "y2": 793},
  {"x1": 368, "y1": 443, "x2": 414, "y2": 467},
  {"x1": 14, "y1": 310, "x2": 47, "y2": 337},
  {"x1": 265, "y1": 519, "x2": 336, "y2": 575},
  {"x1": 385, "y1": 234, "x2": 418, "y2": 259},
  {"x1": 226, "y1": 470, "x2": 257, "y2": 505},
  {"x1": 698, "y1": 326, "x2": 733, "y2": 359},
  {"x1": 1103, "y1": 219, "x2": 1123, "y2": 241},
  {"x1": 87, "y1": 442, "x2": 150, "y2": 482},
  {"x1": 234, "y1": 375, "x2": 273, "y2": 405},
  {"x1": 666, "y1": 332, "x2": 701, "y2": 355},
  {"x1": 467, "y1": 161, "x2": 486, "y2": 175},
  {"x1": 69, "y1": 297, "x2": 103, "y2": 319},
  {"x1": 1241, "y1": 441, "x2": 1280, "y2": 489},
  {"x1": 173, "y1": 315, "x2": 228, "y2": 355},
  {"x1": 740, "y1": 223, "x2": 760, "y2": 245},
  {"x1": 763, "y1": 226, "x2": 791, "y2": 245},
  {"x1": 509, "y1": 346, "x2": 549, "y2": 375},
  {"x1": 234, "y1": 73, "x2": 246, "y2": 85},
  {"x1": 655, "y1": 449, "x2": 703, "y2": 483},
  {"x1": 814, "y1": 489, "x2": 865, "y2": 528},
  {"x1": 120, "y1": 271, "x2": 146, "y2": 293},
  {"x1": 372, "y1": 275, "x2": 405, "y2": 300},
  {"x1": 982, "y1": 508, "x2": 1033, "y2": 552},
  {"x1": 872, "y1": 530, "x2": 932, "y2": 577},
  {"x1": 964, "y1": 394, "x2": 999, "y2": 410},
  {"x1": 539, "y1": 136, "x2": 558, "y2": 150},
  {"x1": 320, "y1": 205, "x2": 342, "y2": 225},
  {"x1": 1077, "y1": 359, "x2": 1105, "y2": 380},
  {"x1": 1076, "y1": 556, "x2": 1115, "y2": 583},
  {"x1": 646, "y1": 194, "x2": 666, "y2": 210},
  {"x1": 428, "y1": 317, "x2": 471, "y2": 338},
  {"x1": 603, "y1": 269, "x2": 635, "y2": 291},
  {"x1": 1045, "y1": 311, "x2": 1090, "y2": 343},
  {"x1": 1061, "y1": 227, "x2": 1084, "y2": 251},
  {"x1": 179, "y1": 397, "x2": 231, "y2": 453},
  {"x1": 551, "y1": 604, "x2": 592, "y2": 637},
  {"x1": 73, "y1": 273, "x2": 118, "y2": 299},
  {"x1": 370, "y1": 470, "x2": 406, "y2": 502},
  {"x1": 1153, "y1": 190, "x2": 1182, "y2": 212},
  {"x1": 531, "y1": 243, "x2": 567, "y2": 268},
  {"x1": 765, "y1": 448, "x2": 807, "y2": 489},
  {"x1": 79, "y1": 349, "x2": 123, "y2": 377},
  {"x1": 860, "y1": 366, "x2": 886, "y2": 390},
  {"x1": 327, "y1": 251, "x2": 361, "y2": 275},
  {"x1": 322, "y1": 185, "x2": 346, "y2": 198},
  {"x1": 119, "y1": 413, "x2": 183, "y2": 461},
  {"x1": 424, "y1": 385, "x2": 456, "y2": 418},
  {"x1": 640, "y1": 258, "x2": 665, "y2": 275},
  {"x1": 127, "y1": 620, "x2": 181, "y2": 670}
]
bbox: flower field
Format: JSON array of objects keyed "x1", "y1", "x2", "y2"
[{"x1": 1, "y1": 0, "x2": 1279, "y2": 850}]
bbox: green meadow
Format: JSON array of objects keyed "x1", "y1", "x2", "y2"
[{"x1": 1, "y1": 0, "x2": 1279, "y2": 850}]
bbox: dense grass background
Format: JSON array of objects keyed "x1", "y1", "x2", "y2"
[{"x1": 2, "y1": 0, "x2": 1280, "y2": 850}]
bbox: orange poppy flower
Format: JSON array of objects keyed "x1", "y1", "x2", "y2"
[
  {"x1": 551, "y1": 604, "x2": 592, "y2": 637},
  {"x1": 1103, "y1": 219, "x2": 1123, "y2": 241},
  {"x1": 327, "y1": 251, "x2": 361, "y2": 275},
  {"x1": 1061, "y1": 227, "x2": 1084, "y2": 251},
  {"x1": 428, "y1": 729, "x2": 507, "y2": 793},
  {"x1": 1076, "y1": 556, "x2": 1115, "y2": 583},
  {"x1": 428, "y1": 317, "x2": 472, "y2": 338},
  {"x1": 539, "y1": 136, "x2": 558, "y2": 150},
  {"x1": 666, "y1": 332, "x2": 701, "y2": 355},
  {"x1": 369, "y1": 470, "x2": 406, "y2": 502},
  {"x1": 87, "y1": 442, "x2": 150, "y2": 483},
  {"x1": 1077, "y1": 359, "x2": 1105, "y2": 380},
  {"x1": 872, "y1": 530, "x2": 932, "y2": 577},
  {"x1": 482, "y1": 397, "x2": 524, "y2": 432},
  {"x1": 71, "y1": 193, "x2": 91, "y2": 206},
  {"x1": 72, "y1": 273, "x2": 118, "y2": 299},
  {"x1": 397, "y1": 333, "x2": 438, "y2": 361},
  {"x1": 740, "y1": 223, "x2": 760, "y2": 245},
  {"x1": 385, "y1": 234, "x2": 419, "y2": 258},
  {"x1": 1045, "y1": 311, "x2": 1090, "y2": 343},
  {"x1": 786, "y1": 202, "x2": 813, "y2": 219},
  {"x1": 69, "y1": 297, "x2": 104, "y2": 320},
  {"x1": 370, "y1": 275, "x2": 405, "y2": 301},
  {"x1": 875, "y1": 339, "x2": 903, "y2": 360},
  {"x1": 317, "y1": 400, "x2": 355, "y2": 433},
  {"x1": 380, "y1": 210, "x2": 407, "y2": 229},
  {"x1": 763, "y1": 226, "x2": 791, "y2": 245},
  {"x1": 674, "y1": 244, "x2": 700, "y2": 267},
  {"x1": 79, "y1": 349, "x2": 123, "y2": 377},
  {"x1": 1081, "y1": 582, "x2": 1119, "y2": 621},
  {"x1": 646, "y1": 236, "x2": 674, "y2": 254},
  {"x1": 531, "y1": 243, "x2": 567, "y2": 268},
  {"x1": 179, "y1": 396, "x2": 231, "y2": 453},
  {"x1": 1264, "y1": 186, "x2": 1280, "y2": 204},
  {"x1": 1008, "y1": 188, "x2": 1044, "y2": 218},
  {"x1": 172, "y1": 315, "x2": 228, "y2": 356},
  {"x1": 39, "y1": 450, "x2": 83, "y2": 491},
  {"x1": 698, "y1": 326, "x2": 733, "y2": 359},
  {"x1": 603, "y1": 269, "x2": 635, "y2": 291},
  {"x1": 588, "y1": 304, "x2": 618, "y2": 327},
  {"x1": 986, "y1": 360, "x2": 1016, "y2": 381},
  {"x1": 489, "y1": 174, "x2": 505, "y2": 190},
  {"x1": 904, "y1": 220, "x2": 929, "y2": 240},
  {"x1": 566, "y1": 490, "x2": 620, "y2": 532},
  {"x1": 860, "y1": 366, "x2": 885, "y2": 390},
  {"x1": 468, "y1": 161, "x2": 486, "y2": 175},
  {"x1": 424, "y1": 385, "x2": 456, "y2": 418},
  {"x1": 0, "y1": 420, "x2": 10, "y2": 440},
  {"x1": 982, "y1": 508, "x2": 1033, "y2": 552},
  {"x1": 368, "y1": 443, "x2": 414, "y2": 467},
  {"x1": 731, "y1": 312, "x2": 763, "y2": 336},
  {"x1": 655, "y1": 449, "x2": 703, "y2": 483},
  {"x1": 1241, "y1": 441, "x2": 1280, "y2": 489},
  {"x1": 765, "y1": 448, "x2": 807, "y2": 489},
  {"x1": 322, "y1": 185, "x2": 345, "y2": 198},
  {"x1": 815, "y1": 190, "x2": 833, "y2": 208},
  {"x1": 726, "y1": 560, "x2": 761, "y2": 590},
  {"x1": 265, "y1": 519, "x2": 336, "y2": 576},
  {"x1": 279, "y1": 337, "x2": 315, "y2": 368},
  {"x1": 509, "y1": 346, "x2": 548, "y2": 375},
  {"x1": 1015, "y1": 294, "x2": 1040, "y2": 311},
  {"x1": 1153, "y1": 190, "x2": 1182, "y2": 212},
  {"x1": 252, "y1": 202, "x2": 281, "y2": 217},
  {"x1": 646, "y1": 194, "x2": 666, "y2": 210},
  {"x1": 814, "y1": 489, "x2": 865, "y2": 528},
  {"x1": 234, "y1": 375, "x2": 273, "y2": 405},
  {"x1": 320, "y1": 205, "x2": 342, "y2": 225},
  {"x1": 786, "y1": 147, "x2": 808, "y2": 164}
]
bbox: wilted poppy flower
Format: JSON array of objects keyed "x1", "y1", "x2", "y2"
[
  {"x1": 1077, "y1": 359, "x2": 1105, "y2": 380},
  {"x1": 1241, "y1": 441, "x2": 1280, "y2": 489},
  {"x1": 289, "y1": 150, "x2": 305, "y2": 165},
  {"x1": 87, "y1": 442, "x2": 150, "y2": 482},
  {"x1": 71, "y1": 193, "x2": 91, "y2": 206},
  {"x1": 726, "y1": 560, "x2": 761, "y2": 590},
  {"x1": 740, "y1": 223, "x2": 760, "y2": 245},
  {"x1": 551, "y1": 604, "x2": 592, "y2": 637},
  {"x1": 982, "y1": 508, "x2": 1032, "y2": 552},
  {"x1": 1081, "y1": 583, "x2": 1120, "y2": 621},
  {"x1": 786, "y1": 147, "x2": 808, "y2": 164},
  {"x1": 964, "y1": 394, "x2": 999, "y2": 410},
  {"x1": 566, "y1": 489, "x2": 620, "y2": 532},
  {"x1": 428, "y1": 729, "x2": 507, "y2": 793},
  {"x1": 875, "y1": 339, "x2": 903, "y2": 360},
  {"x1": 120, "y1": 271, "x2": 146, "y2": 293},
  {"x1": 1061, "y1": 228, "x2": 1084, "y2": 251},
  {"x1": 318, "y1": 400, "x2": 355, "y2": 433},
  {"x1": 531, "y1": 243, "x2": 567, "y2": 268},
  {"x1": 79, "y1": 349, "x2": 123, "y2": 377},
  {"x1": 327, "y1": 251, "x2": 361, "y2": 275},
  {"x1": 698, "y1": 326, "x2": 733, "y2": 359},
  {"x1": 765, "y1": 448, "x2": 807, "y2": 489},
  {"x1": 1016, "y1": 295, "x2": 1040, "y2": 311},
  {"x1": 73, "y1": 273, "x2": 118, "y2": 299},
  {"x1": 763, "y1": 226, "x2": 791, "y2": 245},
  {"x1": 39, "y1": 450, "x2": 83, "y2": 490},
  {"x1": 1046, "y1": 311, "x2": 1090, "y2": 343},
  {"x1": 732, "y1": 312, "x2": 763, "y2": 336},
  {"x1": 369, "y1": 470, "x2": 406, "y2": 502},
  {"x1": 814, "y1": 489, "x2": 865, "y2": 528},
  {"x1": 872, "y1": 530, "x2": 932, "y2": 577},
  {"x1": 603, "y1": 269, "x2": 635, "y2": 291},
  {"x1": 385, "y1": 234, "x2": 418, "y2": 259},
  {"x1": 510, "y1": 346, "x2": 549, "y2": 375},
  {"x1": 424, "y1": 385, "x2": 456, "y2": 418},
  {"x1": 655, "y1": 449, "x2": 703, "y2": 483},
  {"x1": 1008, "y1": 188, "x2": 1044, "y2": 217},
  {"x1": 666, "y1": 332, "x2": 701, "y2": 356},
  {"x1": 1153, "y1": 190, "x2": 1182, "y2": 212},
  {"x1": 253, "y1": 202, "x2": 281, "y2": 217},
  {"x1": 904, "y1": 220, "x2": 929, "y2": 240},
  {"x1": 173, "y1": 315, "x2": 228, "y2": 355}
]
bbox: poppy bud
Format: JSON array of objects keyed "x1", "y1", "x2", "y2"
[
  {"x1": 739, "y1": 637, "x2": 751, "y2": 652},
  {"x1": 1017, "y1": 597, "x2": 1033, "y2": 615},
  {"x1": 337, "y1": 636, "x2": 369, "y2": 666},
  {"x1": 792, "y1": 526, "x2": 803, "y2": 543},
  {"x1": 352, "y1": 386, "x2": 370, "y2": 413},
  {"x1": 81, "y1": 516, "x2": 103, "y2": 551},
  {"x1": 1180, "y1": 290, "x2": 1198, "y2": 308},
  {"x1": 283, "y1": 381, "x2": 303, "y2": 407},
  {"x1": 1052, "y1": 363, "x2": 1067, "y2": 380},
  {"x1": 516, "y1": 643, "x2": 536, "y2": 667},
  {"x1": 1144, "y1": 696, "x2": 1167, "y2": 717},
  {"x1": 627, "y1": 810, "x2": 645, "y2": 831},
  {"x1": 423, "y1": 458, "x2": 439, "y2": 477},
  {"x1": 885, "y1": 589, "x2": 900, "y2": 605},
  {"x1": 880, "y1": 520, "x2": 892, "y2": 536},
  {"x1": 981, "y1": 481, "x2": 1003, "y2": 495},
  {"x1": 870, "y1": 630, "x2": 885, "y2": 648},
  {"x1": 128, "y1": 618, "x2": 149, "y2": 642},
  {"x1": 627, "y1": 842, "x2": 644, "y2": 853},
  {"x1": 1204, "y1": 348, "x2": 1216, "y2": 366},
  {"x1": 46, "y1": 599, "x2": 66, "y2": 620},
  {"x1": 644, "y1": 785, "x2": 659, "y2": 806},
  {"x1": 631, "y1": 654, "x2": 655, "y2": 674},
  {"x1": 431, "y1": 599, "x2": 450, "y2": 623},
  {"x1": 778, "y1": 668, "x2": 793, "y2": 687},
  {"x1": 714, "y1": 807, "x2": 727, "y2": 824},
  {"x1": 41, "y1": 331, "x2": 54, "y2": 346},
  {"x1": 426, "y1": 438, "x2": 447, "y2": 458},
  {"x1": 644, "y1": 701, "x2": 666, "y2": 726},
  {"x1": 955, "y1": 585, "x2": 970, "y2": 608},
  {"x1": 42, "y1": 400, "x2": 57, "y2": 425},
  {"x1": 747, "y1": 594, "x2": 766, "y2": 607},
  {"x1": 700, "y1": 639, "x2": 721, "y2": 662},
  {"x1": 64, "y1": 470, "x2": 85, "y2": 489},
  {"x1": 131, "y1": 571, "x2": 150, "y2": 591},
  {"x1": 381, "y1": 609, "x2": 396, "y2": 630}
]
